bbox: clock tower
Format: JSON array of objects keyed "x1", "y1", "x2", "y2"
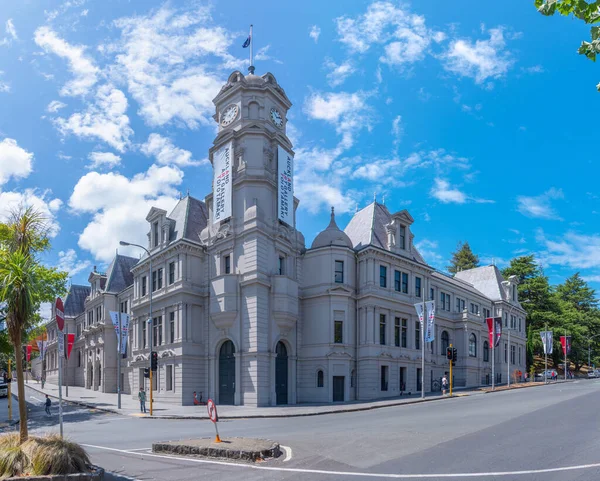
[{"x1": 200, "y1": 70, "x2": 304, "y2": 406}]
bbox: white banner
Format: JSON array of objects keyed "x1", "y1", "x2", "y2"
[
  {"x1": 110, "y1": 311, "x2": 130, "y2": 355},
  {"x1": 414, "y1": 303, "x2": 425, "y2": 324},
  {"x1": 213, "y1": 142, "x2": 233, "y2": 224},
  {"x1": 540, "y1": 330, "x2": 553, "y2": 355},
  {"x1": 277, "y1": 145, "x2": 294, "y2": 226},
  {"x1": 36, "y1": 340, "x2": 48, "y2": 360},
  {"x1": 425, "y1": 301, "x2": 435, "y2": 342}
]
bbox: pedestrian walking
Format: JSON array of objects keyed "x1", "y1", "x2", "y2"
[
  {"x1": 44, "y1": 395, "x2": 51, "y2": 416},
  {"x1": 442, "y1": 373, "x2": 448, "y2": 396},
  {"x1": 138, "y1": 387, "x2": 147, "y2": 413}
]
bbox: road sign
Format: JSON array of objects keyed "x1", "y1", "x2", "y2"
[
  {"x1": 57, "y1": 331, "x2": 64, "y2": 353},
  {"x1": 207, "y1": 399, "x2": 221, "y2": 443},
  {"x1": 207, "y1": 399, "x2": 218, "y2": 422},
  {"x1": 55, "y1": 297, "x2": 65, "y2": 331}
]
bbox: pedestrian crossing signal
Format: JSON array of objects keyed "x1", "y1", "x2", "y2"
[
  {"x1": 452, "y1": 348, "x2": 458, "y2": 363},
  {"x1": 150, "y1": 351, "x2": 158, "y2": 371}
]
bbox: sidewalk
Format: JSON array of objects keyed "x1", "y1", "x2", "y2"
[
  {"x1": 26, "y1": 379, "x2": 564, "y2": 420},
  {"x1": 26, "y1": 383, "x2": 467, "y2": 419}
]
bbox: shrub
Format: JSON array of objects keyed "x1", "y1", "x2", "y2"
[{"x1": 0, "y1": 433, "x2": 91, "y2": 478}]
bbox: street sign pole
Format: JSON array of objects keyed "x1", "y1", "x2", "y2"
[
  {"x1": 65, "y1": 325, "x2": 69, "y2": 398},
  {"x1": 491, "y1": 316, "x2": 495, "y2": 391},
  {"x1": 117, "y1": 313, "x2": 122, "y2": 410},
  {"x1": 564, "y1": 329, "x2": 568, "y2": 381},
  {"x1": 56, "y1": 297, "x2": 65, "y2": 438},
  {"x1": 207, "y1": 399, "x2": 221, "y2": 442}
]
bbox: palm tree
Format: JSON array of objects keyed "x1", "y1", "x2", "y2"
[{"x1": 0, "y1": 207, "x2": 66, "y2": 443}]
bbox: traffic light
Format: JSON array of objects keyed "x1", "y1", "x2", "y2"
[
  {"x1": 150, "y1": 351, "x2": 158, "y2": 371},
  {"x1": 143, "y1": 368, "x2": 150, "y2": 378},
  {"x1": 446, "y1": 347, "x2": 452, "y2": 360},
  {"x1": 452, "y1": 347, "x2": 458, "y2": 363}
]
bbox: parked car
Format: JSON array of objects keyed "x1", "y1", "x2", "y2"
[
  {"x1": 536, "y1": 369, "x2": 558, "y2": 380},
  {"x1": 587, "y1": 371, "x2": 597, "y2": 379},
  {"x1": 0, "y1": 382, "x2": 7, "y2": 398}
]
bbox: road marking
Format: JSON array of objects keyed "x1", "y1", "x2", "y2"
[
  {"x1": 80, "y1": 443, "x2": 600, "y2": 478},
  {"x1": 30, "y1": 396, "x2": 42, "y2": 403},
  {"x1": 280, "y1": 445, "x2": 292, "y2": 462}
]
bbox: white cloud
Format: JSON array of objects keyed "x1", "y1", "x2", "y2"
[
  {"x1": 34, "y1": 26, "x2": 99, "y2": 96},
  {"x1": 391, "y1": 115, "x2": 403, "y2": 147},
  {"x1": 304, "y1": 90, "x2": 371, "y2": 148},
  {"x1": 0, "y1": 71, "x2": 9, "y2": 93},
  {"x1": 47, "y1": 100, "x2": 67, "y2": 113},
  {"x1": 517, "y1": 188, "x2": 563, "y2": 220},
  {"x1": 69, "y1": 164, "x2": 183, "y2": 262},
  {"x1": 294, "y1": 179, "x2": 356, "y2": 214},
  {"x1": 0, "y1": 189, "x2": 62, "y2": 236},
  {"x1": 352, "y1": 158, "x2": 402, "y2": 183},
  {"x1": 324, "y1": 59, "x2": 356, "y2": 87},
  {"x1": 254, "y1": 45, "x2": 281, "y2": 63},
  {"x1": 55, "y1": 84, "x2": 133, "y2": 152},
  {"x1": 87, "y1": 151, "x2": 121, "y2": 169},
  {"x1": 430, "y1": 178, "x2": 467, "y2": 204},
  {"x1": 0, "y1": 19, "x2": 18, "y2": 46},
  {"x1": 141, "y1": 133, "x2": 203, "y2": 167},
  {"x1": 523, "y1": 65, "x2": 544, "y2": 74},
  {"x1": 335, "y1": 2, "x2": 442, "y2": 66},
  {"x1": 537, "y1": 230, "x2": 600, "y2": 270},
  {"x1": 0, "y1": 138, "x2": 33, "y2": 185},
  {"x1": 56, "y1": 248, "x2": 92, "y2": 277},
  {"x1": 441, "y1": 27, "x2": 513, "y2": 84},
  {"x1": 415, "y1": 239, "x2": 444, "y2": 267},
  {"x1": 110, "y1": 6, "x2": 234, "y2": 128},
  {"x1": 309, "y1": 25, "x2": 321, "y2": 43}
]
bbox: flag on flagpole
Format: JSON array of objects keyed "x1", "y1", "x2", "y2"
[
  {"x1": 242, "y1": 30, "x2": 251, "y2": 48},
  {"x1": 425, "y1": 301, "x2": 435, "y2": 342}
]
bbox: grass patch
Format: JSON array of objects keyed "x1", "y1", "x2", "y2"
[{"x1": 0, "y1": 433, "x2": 91, "y2": 478}]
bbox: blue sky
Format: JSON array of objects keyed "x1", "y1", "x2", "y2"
[{"x1": 1, "y1": 0, "x2": 599, "y2": 294}]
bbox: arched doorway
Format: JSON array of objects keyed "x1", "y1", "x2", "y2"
[
  {"x1": 219, "y1": 340, "x2": 235, "y2": 405},
  {"x1": 275, "y1": 341, "x2": 288, "y2": 405}
]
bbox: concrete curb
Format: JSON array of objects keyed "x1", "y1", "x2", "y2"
[
  {"x1": 21, "y1": 385, "x2": 121, "y2": 417},
  {"x1": 152, "y1": 438, "x2": 281, "y2": 462}
]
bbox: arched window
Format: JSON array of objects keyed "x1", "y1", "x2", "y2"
[
  {"x1": 469, "y1": 333, "x2": 477, "y2": 357},
  {"x1": 483, "y1": 341, "x2": 489, "y2": 362},
  {"x1": 317, "y1": 369, "x2": 324, "y2": 387},
  {"x1": 441, "y1": 331, "x2": 450, "y2": 353}
]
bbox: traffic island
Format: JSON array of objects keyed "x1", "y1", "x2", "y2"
[{"x1": 152, "y1": 437, "x2": 281, "y2": 462}]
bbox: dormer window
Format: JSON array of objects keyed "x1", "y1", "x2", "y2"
[
  {"x1": 399, "y1": 226, "x2": 406, "y2": 249},
  {"x1": 153, "y1": 222, "x2": 159, "y2": 247}
]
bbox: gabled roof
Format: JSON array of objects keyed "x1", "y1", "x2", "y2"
[
  {"x1": 105, "y1": 255, "x2": 138, "y2": 293},
  {"x1": 63, "y1": 284, "x2": 90, "y2": 317},
  {"x1": 167, "y1": 195, "x2": 208, "y2": 243},
  {"x1": 431, "y1": 271, "x2": 490, "y2": 300},
  {"x1": 343, "y1": 201, "x2": 426, "y2": 264},
  {"x1": 454, "y1": 265, "x2": 507, "y2": 301}
]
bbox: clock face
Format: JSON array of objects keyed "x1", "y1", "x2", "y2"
[
  {"x1": 221, "y1": 104, "x2": 239, "y2": 126},
  {"x1": 270, "y1": 107, "x2": 284, "y2": 128}
]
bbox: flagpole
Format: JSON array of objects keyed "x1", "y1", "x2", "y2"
[
  {"x1": 421, "y1": 280, "x2": 425, "y2": 399},
  {"x1": 544, "y1": 323, "x2": 548, "y2": 384},
  {"x1": 250, "y1": 24, "x2": 254, "y2": 73},
  {"x1": 564, "y1": 329, "x2": 567, "y2": 381},
  {"x1": 492, "y1": 307, "x2": 495, "y2": 391}
]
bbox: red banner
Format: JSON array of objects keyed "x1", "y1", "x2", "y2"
[
  {"x1": 67, "y1": 333, "x2": 75, "y2": 359},
  {"x1": 560, "y1": 336, "x2": 572, "y2": 356},
  {"x1": 26, "y1": 345, "x2": 32, "y2": 362},
  {"x1": 486, "y1": 318, "x2": 494, "y2": 346}
]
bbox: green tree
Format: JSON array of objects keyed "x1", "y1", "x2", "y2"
[
  {"x1": 535, "y1": 0, "x2": 600, "y2": 90},
  {"x1": 0, "y1": 207, "x2": 67, "y2": 443},
  {"x1": 448, "y1": 241, "x2": 480, "y2": 274}
]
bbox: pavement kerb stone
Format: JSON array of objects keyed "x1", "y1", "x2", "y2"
[
  {"x1": 19, "y1": 385, "x2": 121, "y2": 416},
  {"x1": 152, "y1": 437, "x2": 281, "y2": 462}
]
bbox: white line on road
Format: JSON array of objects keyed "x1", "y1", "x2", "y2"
[
  {"x1": 30, "y1": 396, "x2": 42, "y2": 403},
  {"x1": 280, "y1": 445, "x2": 292, "y2": 462},
  {"x1": 80, "y1": 443, "x2": 600, "y2": 478}
]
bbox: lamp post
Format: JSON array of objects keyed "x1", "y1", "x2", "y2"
[
  {"x1": 120, "y1": 240, "x2": 153, "y2": 415},
  {"x1": 587, "y1": 333, "x2": 600, "y2": 372}
]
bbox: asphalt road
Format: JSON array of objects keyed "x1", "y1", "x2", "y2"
[{"x1": 7, "y1": 381, "x2": 600, "y2": 480}]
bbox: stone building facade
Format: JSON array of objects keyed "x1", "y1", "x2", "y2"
[{"x1": 45, "y1": 69, "x2": 527, "y2": 406}]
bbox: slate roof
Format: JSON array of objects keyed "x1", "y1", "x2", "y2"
[
  {"x1": 63, "y1": 284, "x2": 90, "y2": 317},
  {"x1": 431, "y1": 271, "x2": 490, "y2": 300},
  {"x1": 105, "y1": 254, "x2": 138, "y2": 293},
  {"x1": 167, "y1": 195, "x2": 208, "y2": 243},
  {"x1": 343, "y1": 201, "x2": 426, "y2": 264},
  {"x1": 454, "y1": 265, "x2": 507, "y2": 301},
  {"x1": 311, "y1": 208, "x2": 353, "y2": 249}
]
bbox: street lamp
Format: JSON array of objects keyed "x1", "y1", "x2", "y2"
[
  {"x1": 587, "y1": 333, "x2": 600, "y2": 372},
  {"x1": 120, "y1": 240, "x2": 153, "y2": 415}
]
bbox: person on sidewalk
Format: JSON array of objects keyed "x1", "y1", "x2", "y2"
[
  {"x1": 44, "y1": 395, "x2": 52, "y2": 416},
  {"x1": 138, "y1": 387, "x2": 147, "y2": 413},
  {"x1": 442, "y1": 373, "x2": 448, "y2": 396}
]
